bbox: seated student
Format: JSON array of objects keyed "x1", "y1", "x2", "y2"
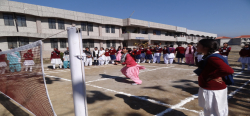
[
  {"x1": 63, "y1": 47, "x2": 70, "y2": 69},
  {"x1": 196, "y1": 39, "x2": 234, "y2": 116},
  {"x1": 115, "y1": 48, "x2": 145, "y2": 85},
  {"x1": 99, "y1": 47, "x2": 106, "y2": 66},
  {"x1": 145, "y1": 46, "x2": 153, "y2": 63},
  {"x1": 93, "y1": 47, "x2": 99, "y2": 66},
  {"x1": 51, "y1": 48, "x2": 62, "y2": 69},
  {"x1": 104, "y1": 48, "x2": 111, "y2": 65},
  {"x1": 7, "y1": 47, "x2": 22, "y2": 72},
  {"x1": 23, "y1": 49, "x2": 35, "y2": 72},
  {"x1": 175, "y1": 44, "x2": 185, "y2": 63},
  {"x1": 84, "y1": 47, "x2": 92, "y2": 66},
  {"x1": 0, "y1": 49, "x2": 7, "y2": 74},
  {"x1": 135, "y1": 48, "x2": 141, "y2": 63},
  {"x1": 238, "y1": 44, "x2": 250, "y2": 70}
]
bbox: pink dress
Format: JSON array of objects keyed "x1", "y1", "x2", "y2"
[
  {"x1": 116, "y1": 50, "x2": 122, "y2": 61},
  {"x1": 120, "y1": 54, "x2": 145, "y2": 84}
]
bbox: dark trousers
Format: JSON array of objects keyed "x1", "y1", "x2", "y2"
[
  {"x1": 195, "y1": 57, "x2": 198, "y2": 66},
  {"x1": 93, "y1": 60, "x2": 99, "y2": 65}
]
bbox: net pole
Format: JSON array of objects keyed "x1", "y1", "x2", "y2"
[{"x1": 67, "y1": 26, "x2": 88, "y2": 116}]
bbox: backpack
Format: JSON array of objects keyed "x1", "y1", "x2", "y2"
[{"x1": 193, "y1": 53, "x2": 234, "y2": 85}]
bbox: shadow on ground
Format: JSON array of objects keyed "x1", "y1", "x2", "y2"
[
  {"x1": 100, "y1": 74, "x2": 134, "y2": 84},
  {"x1": 0, "y1": 94, "x2": 30, "y2": 116},
  {"x1": 172, "y1": 79, "x2": 199, "y2": 95}
]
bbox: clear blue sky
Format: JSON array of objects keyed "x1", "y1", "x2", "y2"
[{"x1": 13, "y1": 0, "x2": 250, "y2": 37}]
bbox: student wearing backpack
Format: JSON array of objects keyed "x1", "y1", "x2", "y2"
[{"x1": 195, "y1": 39, "x2": 234, "y2": 116}]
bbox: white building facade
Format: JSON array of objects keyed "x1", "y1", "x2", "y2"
[{"x1": 0, "y1": 0, "x2": 217, "y2": 58}]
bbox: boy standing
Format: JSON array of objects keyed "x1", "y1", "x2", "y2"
[
  {"x1": 63, "y1": 47, "x2": 70, "y2": 69},
  {"x1": 93, "y1": 47, "x2": 99, "y2": 66},
  {"x1": 85, "y1": 47, "x2": 92, "y2": 66}
]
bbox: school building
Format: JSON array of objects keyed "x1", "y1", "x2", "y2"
[{"x1": 0, "y1": 0, "x2": 217, "y2": 58}]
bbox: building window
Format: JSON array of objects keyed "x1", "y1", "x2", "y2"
[
  {"x1": 105, "y1": 25, "x2": 110, "y2": 33},
  {"x1": 82, "y1": 39, "x2": 94, "y2": 48},
  {"x1": 48, "y1": 18, "x2": 56, "y2": 29},
  {"x1": 7, "y1": 37, "x2": 18, "y2": 48},
  {"x1": 87, "y1": 23, "x2": 93, "y2": 32},
  {"x1": 58, "y1": 19, "x2": 65, "y2": 30},
  {"x1": 106, "y1": 40, "x2": 111, "y2": 48},
  {"x1": 141, "y1": 30, "x2": 148, "y2": 34},
  {"x1": 19, "y1": 37, "x2": 29, "y2": 46},
  {"x1": 81, "y1": 22, "x2": 87, "y2": 31},
  {"x1": 60, "y1": 39, "x2": 67, "y2": 48},
  {"x1": 111, "y1": 26, "x2": 115, "y2": 33},
  {"x1": 153, "y1": 30, "x2": 161, "y2": 35},
  {"x1": 50, "y1": 38, "x2": 58, "y2": 48},
  {"x1": 3, "y1": 14, "x2": 14, "y2": 26},
  {"x1": 112, "y1": 40, "x2": 116, "y2": 48},
  {"x1": 16, "y1": 15, "x2": 26, "y2": 27}
]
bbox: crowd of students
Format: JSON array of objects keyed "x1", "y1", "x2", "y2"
[{"x1": 1, "y1": 39, "x2": 249, "y2": 115}]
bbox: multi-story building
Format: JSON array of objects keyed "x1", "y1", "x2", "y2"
[{"x1": 0, "y1": 0, "x2": 217, "y2": 58}]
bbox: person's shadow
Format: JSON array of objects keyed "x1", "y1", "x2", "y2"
[
  {"x1": 115, "y1": 94, "x2": 187, "y2": 116},
  {"x1": 99, "y1": 74, "x2": 134, "y2": 84}
]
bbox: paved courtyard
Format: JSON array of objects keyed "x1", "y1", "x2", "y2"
[{"x1": 0, "y1": 52, "x2": 250, "y2": 116}]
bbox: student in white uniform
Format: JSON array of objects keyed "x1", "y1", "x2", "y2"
[
  {"x1": 93, "y1": 47, "x2": 99, "y2": 66},
  {"x1": 153, "y1": 45, "x2": 162, "y2": 63},
  {"x1": 98, "y1": 47, "x2": 106, "y2": 66},
  {"x1": 104, "y1": 48, "x2": 111, "y2": 65},
  {"x1": 84, "y1": 47, "x2": 92, "y2": 66}
]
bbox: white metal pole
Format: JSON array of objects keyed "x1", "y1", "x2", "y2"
[{"x1": 67, "y1": 26, "x2": 88, "y2": 116}]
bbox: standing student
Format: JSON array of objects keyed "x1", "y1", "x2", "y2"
[
  {"x1": 63, "y1": 47, "x2": 70, "y2": 69},
  {"x1": 7, "y1": 47, "x2": 22, "y2": 72},
  {"x1": 139, "y1": 45, "x2": 146, "y2": 63},
  {"x1": 145, "y1": 46, "x2": 153, "y2": 63},
  {"x1": 175, "y1": 44, "x2": 185, "y2": 63},
  {"x1": 131, "y1": 48, "x2": 137, "y2": 61},
  {"x1": 84, "y1": 47, "x2": 92, "y2": 66},
  {"x1": 196, "y1": 39, "x2": 234, "y2": 116},
  {"x1": 238, "y1": 44, "x2": 250, "y2": 70},
  {"x1": 51, "y1": 48, "x2": 62, "y2": 69},
  {"x1": 219, "y1": 43, "x2": 231, "y2": 61},
  {"x1": 93, "y1": 47, "x2": 99, "y2": 66},
  {"x1": 99, "y1": 47, "x2": 106, "y2": 66},
  {"x1": 185, "y1": 43, "x2": 196, "y2": 65},
  {"x1": 166, "y1": 45, "x2": 175, "y2": 64},
  {"x1": 135, "y1": 48, "x2": 141, "y2": 63},
  {"x1": 0, "y1": 49, "x2": 7, "y2": 74},
  {"x1": 153, "y1": 45, "x2": 162, "y2": 63},
  {"x1": 116, "y1": 48, "x2": 145, "y2": 85},
  {"x1": 109, "y1": 47, "x2": 116, "y2": 64},
  {"x1": 116, "y1": 47, "x2": 122, "y2": 62},
  {"x1": 162, "y1": 46, "x2": 168, "y2": 64},
  {"x1": 104, "y1": 48, "x2": 111, "y2": 65},
  {"x1": 23, "y1": 49, "x2": 35, "y2": 72}
]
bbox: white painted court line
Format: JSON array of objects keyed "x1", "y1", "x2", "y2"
[{"x1": 155, "y1": 94, "x2": 198, "y2": 116}]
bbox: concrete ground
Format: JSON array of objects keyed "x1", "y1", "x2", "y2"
[{"x1": 0, "y1": 51, "x2": 250, "y2": 116}]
